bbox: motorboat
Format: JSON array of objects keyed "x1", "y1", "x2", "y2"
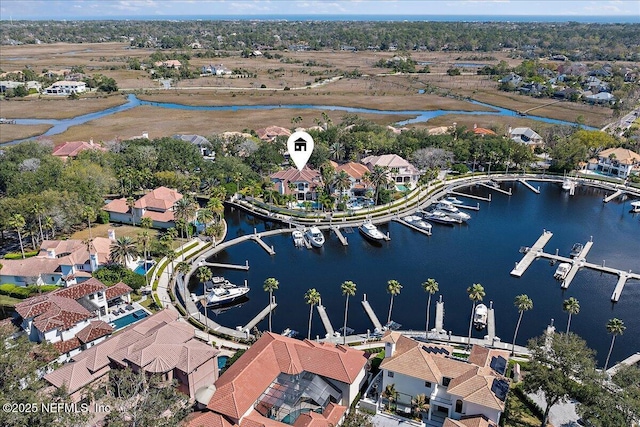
[
  {"x1": 403, "y1": 215, "x2": 422, "y2": 223},
  {"x1": 562, "y1": 178, "x2": 575, "y2": 191},
  {"x1": 292, "y1": 230, "x2": 305, "y2": 247},
  {"x1": 630, "y1": 201, "x2": 640, "y2": 213},
  {"x1": 473, "y1": 304, "x2": 488, "y2": 330},
  {"x1": 359, "y1": 220, "x2": 386, "y2": 241},
  {"x1": 383, "y1": 321, "x2": 402, "y2": 331},
  {"x1": 570, "y1": 243, "x2": 583, "y2": 258},
  {"x1": 445, "y1": 196, "x2": 464, "y2": 205},
  {"x1": 421, "y1": 210, "x2": 461, "y2": 225},
  {"x1": 554, "y1": 262, "x2": 572, "y2": 280},
  {"x1": 209, "y1": 296, "x2": 249, "y2": 315},
  {"x1": 305, "y1": 227, "x2": 325, "y2": 248},
  {"x1": 436, "y1": 200, "x2": 471, "y2": 221},
  {"x1": 487, "y1": 179, "x2": 500, "y2": 189},
  {"x1": 403, "y1": 215, "x2": 433, "y2": 234},
  {"x1": 205, "y1": 283, "x2": 250, "y2": 307},
  {"x1": 206, "y1": 276, "x2": 236, "y2": 291},
  {"x1": 281, "y1": 328, "x2": 299, "y2": 338}
]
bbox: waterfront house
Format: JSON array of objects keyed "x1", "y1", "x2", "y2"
[
  {"x1": 361, "y1": 154, "x2": 420, "y2": 190},
  {"x1": 184, "y1": 332, "x2": 367, "y2": 427},
  {"x1": 0, "y1": 80, "x2": 41, "y2": 93},
  {"x1": 51, "y1": 140, "x2": 106, "y2": 161},
  {"x1": 508, "y1": 127, "x2": 544, "y2": 149},
  {"x1": 0, "y1": 237, "x2": 113, "y2": 287},
  {"x1": 103, "y1": 186, "x2": 184, "y2": 229},
  {"x1": 45, "y1": 309, "x2": 219, "y2": 403},
  {"x1": 256, "y1": 125, "x2": 291, "y2": 142},
  {"x1": 587, "y1": 147, "x2": 640, "y2": 179},
  {"x1": 362, "y1": 332, "x2": 510, "y2": 427},
  {"x1": 584, "y1": 92, "x2": 615, "y2": 104},
  {"x1": 154, "y1": 59, "x2": 182, "y2": 69},
  {"x1": 498, "y1": 73, "x2": 521, "y2": 86},
  {"x1": 331, "y1": 161, "x2": 372, "y2": 197},
  {"x1": 472, "y1": 125, "x2": 497, "y2": 137},
  {"x1": 44, "y1": 80, "x2": 86, "y2": 95},
  {"x1": 270, "y1": 166, "x2": 323, "y2": 201},
  {"x1": 173, "y1": 134, "x2": 215, "y2": 159}
]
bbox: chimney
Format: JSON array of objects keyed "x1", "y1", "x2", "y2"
[
  {"x1": 108, "y1": 229, "x2": 116, "y2": 241},
  {"x1": 47, "y1": 249, "x2": 56, "y2": 259},
  {"x1": 89, "y1": 138, "x2": 94, "y2": 146},
  {"x1": 89, "y1": 253, "x2": 99, "y2": 272},
  {"x1": 473, "y1": 123, "x2": 477, "y2": 129},
  {"x1": 508, "y1": 126, "x2": 512, "y2": 136},
  {"x1": 384, "y1": 337, "x2": 396, "y2": 359}
]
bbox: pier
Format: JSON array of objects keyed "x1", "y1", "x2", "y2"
[
  {"x1": 560, "y1": 241, "x2": 593, "y2": 289},
  {"x1": 486, "y1": 301, "x2": 495, "y2": 341},
  {"x1": 361, "y1": 293, "x2": 383, "y2": 332},
  {"x1": 331, "y1": 226, "x2": 349, "y2": 246},
  {"x1": 603, "y1": 189, "x2": 624, "y2": 203},
  {"x1": 251, "y1": 233, "x2": 276, "y2": 255},
  {"x1": 392, "y1": 217, "x2": 432, "y2": 236},
  {"x1": 316, "y1": 301, "x2": 335, "y2": 337},
  {"x1": 200, "y1": 261, "x2": 250, "y2": 270},
  {"x1": 451, "y1": 202, "x2": 480, "y2": 211},
  {"x1": 449, "y1": 190, "x2": 491, "y2": 202},
  {"x1": 434, "y1": 295, "x2": 444, "y2": 333},
  {"x1": 479, "y1": 182, "x2": 512, "y2": 195},
  {"x1": 243, "y1": 298, "x2": 278, "y2": 331},
  {"x1": 612, "y1": 273, "x2": 629, "y2": 303},
  {"x1": 510, "y1": 230, "x2": 554, "y2": 277},
  {"x1": 518, "y1": 179, "x2": 541, "y2": 194}
]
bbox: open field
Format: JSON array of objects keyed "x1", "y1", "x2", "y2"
[
  {"x1": 0, "y1": 94, "x2": 127, "y2": 119},
  {"x1": 0, "y1": 123, "x2": 53, "y2": 144}
]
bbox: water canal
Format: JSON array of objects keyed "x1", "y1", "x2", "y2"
[{"x1": 197, "y1": 181, "x2": 639, "y2": 366}]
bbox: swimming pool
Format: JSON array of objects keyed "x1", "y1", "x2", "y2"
[
  {"x1": 217, "y1": 355, "x2": 228, "y2": 370},
  {"x1": 134, "y1": 261, "x2": 155, "y2": 276},
  {"x1": 110, "y1": 309, "x2": 149, "y2": 329}
]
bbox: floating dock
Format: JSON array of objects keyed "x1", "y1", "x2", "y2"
[
  {"x1": 200, "y1": 261, "x2": 250, "y2": 271},
  {"x1": 331, "y1": 226, "x2": 349, "y2": 246},
  {"x1": 560, "y1": 241, "x2": 593, "y2": 289},
  {"x1": 251, "y1": 234, "x2": 276, "y2": 255},
  {"x1": 449, "y1": 191, "x2": 491, "y2": 202},
  {"x1": 451, "y1": 202, "x2": 480, "y2": 211},
  {"x1": 361, "y1": 293, "x2": 383, "y2": 332},
  {"x1": 603, "y1": 189, "x2": 624, "y2": 203},
  {"x1": 434, "y1": 296, "x2": 444, "y2": 333},
  {"x1": 510, "y1": 230, "x2": 554, "y2": 277},
  {"x1": 486, "y1": 301, "x2": 495, "y2": 341},
  {"x1": 316, "y1": 302, "x2": 335, "y2": 337},
  {"x1": 243, "y1": 300, "x2": 278, "y2": 331},
  {"x1": 479, "y1": 182, "x2": 512, "y2": 195},
  {"x1": 392, "y1": 217, "x2": 432, "y2": 236},
  {"x1": 518, "y1": 179, "x2": 541, "y2": 194}
]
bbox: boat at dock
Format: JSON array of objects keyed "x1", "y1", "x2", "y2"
[
  {"x1": 630, "y1": 201, "x2": 640, "y2": 213},
  {"x1": 562, "y1": 177, "x2": 576, "y2": 191},
  {"x1": 402, "y1": 215, "x2": 433, "y2": 233},
  {"x1": 445, "y1": 196, "x2": 464, "y2": 204},
  {"x1": 554, "y1": 262, "x2": 572, "y2": 280},
  {"x1": 305, "y1": 226, "x2": 325, "y2": 248},
  {"x1": 205, "y1": 276, "x2": 236, "y2": 291},
  {"x1": 435, "y1": 200, "x2": 471, "y2": 221},
  {"x1": 205, "y1": 283, "x2": 250, "y2": 307},
  {"x1": 487, "y1": 179, "x2": 500, "y2": 189},
  {"x1": 570, "y1": 242, "x2": 583, "y2": 258},
  {"x1": 473, "y1": 304, "x2": 488, "y2": 330},
  {"x1": 281, "y1": 328, "x2": 299, "y2": 338},
  {"x1": 421, "y1": 210, "x2": 461, "y2": 225},
  {"x1": 292, "y1": 230, "x2": 305, "y2": 247},
  {"x1": 359, "y1": 220, "x2": 386, "y2": 241}
]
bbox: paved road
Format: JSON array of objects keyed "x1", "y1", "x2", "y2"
[{"x1": 529, "y1": 391, "x2": 581, "y2": 427}]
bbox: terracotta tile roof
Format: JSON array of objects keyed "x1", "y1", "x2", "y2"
[
  {"x1": 103, "y1": 198, "x2": 130, "y2": 214},
  {"x1": 361, "y1": 154, "x2": 415, "y2": 170},
  {"x1": 105, "y1": 282, "x2": 133, "y2": 300},
  {"x1": 293, "y1": 403, "x2": 346, "y2": 427},
  {"x1": 443, "y1": 415, "x2": 497, "y2": 427},
  {"x1": 207, "y1": 333, "x2": 367, "y2": 419},
  {"x1": 380, "y1": 345, "x2": 446, "y2": 383},
  {"x1": 53, "y1": 337, "x2": 82, "y2": 354},
  {"x1": 468, "y1": 346, "x2": 510, "y2": 375},
  {"x1": 256, "y1": 126, "x2": 291, "y2": 141},
  {"x1": 75, "y1": 320, "x2": 113, "y2": 344},
  {"x1": 44, "y1": 355, "x2": 111, "y2": 394},
  {"x1": 52, "y1": 141, "x2": 106, "y2": 159},
  {"x1": 142, "y1": 209, "x2": 176, "y2": 223},
  {"x1": 335, "y1": 162, "x2": 369, "y2": 180},
  {"x1": 32, "y1": 295, "x2": 93, "y2": 332},
  {"x1": 54, "y1": 277, "x2": 106, "y2": 300},
  {"x1": 134, "y1": 186, "x2": 183, "y2": 210},
  {"x1": 0, "y1": 257, "x2": 66, "y2": 279},
  {"x1": 597, "y1": 147, "x2": 640, "y2": 164},
  {"x1": 270, "y1": 167, "x2": 322, "y2": 194},
  {"x1": 447, "y1": 367, "x2": 507, "y2": 411},
  {"x1": 472, "y1": 127, "x2": 497, "y2": 136},
  {"x1": 183, "y1": 412, "x2": 237, "y2": 427}
]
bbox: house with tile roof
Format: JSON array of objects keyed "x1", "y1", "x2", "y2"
[
  {"x1": 51, "y1": 140, "x2": 106, "y2": 161},
  {"x1": 270, "y1": 166, "x2": 323, "y2": 202},
  {"x1": 185, "y1": 332, "x2": 368, "y2": 427},
  {"x1": 45, "y1": 309, "x2": 219, "y2": 403},
  {"x1": 0, "y1": 237, "x2": 113, "y2": 287},
  {"x1": 371, "y1": 332, "x2": 509, "y2": 427},
  {"x1": 471, "y1": 125, "x2": 497, "y2": 137},
  {"x1": 587, "y1": 147, "x2": 640, "y2": 179},
  {"x1": 103, "y1": 186, "x2": 184, "y2": 228},
  {"x1": 330, "y1": 161, "x2": 372, "y2": 197},
  {"x1": 361, "y1": 154, "x2": 420, "y2": 189},
  {"x1": 256, "y1": 126, "x2": 291, "y2": 142}
]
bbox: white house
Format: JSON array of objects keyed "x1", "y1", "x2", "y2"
[
  {"x1": 361, "y1": 154, "x2": 420, "y2": 189},
  {"x1": 587, "y1": 147, "x2": 640, "y2": 179},
  {"x1": 45, "y1": 80, "x2": 87, "y2": 95},
  {"x1": 508, "y1": 127, "x2": 544, "y2": 149},
  {"x1": 270, "y1": 166, "x2": 323, "y2": 201}
]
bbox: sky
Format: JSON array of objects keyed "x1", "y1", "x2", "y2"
[{"x1": 0, "y1": 0, "x2": 639, "y2": 20}]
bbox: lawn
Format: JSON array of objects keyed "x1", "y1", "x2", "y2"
[
  {"x1": 0, "y1": 294, "x2": 21, "y2": 307},
  {"x1": 502, "y1": 386, "x2": 549, "y2": 427},
  {"x1": 70, "y1": 223, "x2": 160, "y2": 242}
]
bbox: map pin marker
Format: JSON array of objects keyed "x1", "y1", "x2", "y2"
[{"x1": 287, "y1": 131, "x2": 314, "y2": 171}]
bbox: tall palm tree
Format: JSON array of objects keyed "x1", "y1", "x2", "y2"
[
  {"x1": 386, "y1": 280, "x2": 403, "y2": 325},
  {"x1": 329, "y1": 142, "x2": 345, "y2": 161},
  {"x1": 32, "y1": 202, "x2": 45, "y2": 243},
  {"x1": 562, "y1": 297, "x2": 580, "y2": 334},
  {"x1": 109, "y1": 236, "x2": 138, "y2": 266},
  {"x1": 304, "y1": 288, "x2": 321, "y2": 340},
  {"x1": 365, "y1": 165, "x2": 390, "y2": 206},
  {"x1": 197, "y1": 208, "x2": 215, "y2": 228},
  {"x1": 43, "y1": 216, "x2": 54, "y2": 240},
  {"x1": 126, "y1": 197, "x2": 136, "y2": 225},
  {"x1": 140, "y1": 216, "x2": 153, "y2": 229},
  {"x1": 333, "y1": 170, "x2": 351, "y2": 200},
  {"x1": 421, "y1": 278, "x2": 439, "y2": 338},
  {"x1": 263, "y1": 277, "x2": 279, "y2": 332},
  {"x1": 341, "y1": 280, "x2": 357, "y2": 345},
  {"x1": 604, "y1": 318, "x2": 626, "y2": 370},
  {"x1": 466, "y1": 283, "x2": 486, "y2": 347},
  {"x1": 83, "y1": 206, "x2": 95, "y2": 239},
  {"x1": 165, "y1": 249, "x2": 177, "y2": 278},
  {"x1": 8, "y1": 214, "x2": 26, "y2": 259},
  {"x1": 137, "y1": 231, "x2": 151, "y2": 286},
  {"x1": 174, "y1": 197, "x2": 197, "y2": 239},
  {"x1": 511, "y1": 294, "x2": 533, "y2": 355},
  {"x1": 206, "y1": 197, "x2": 224, "y2": 222},
  {"x1": 197, "y1": 266, "x2": 213, "y2": 324},
  {"x1": 175, "y1": 260, "x2": 191, "y2": 297}
]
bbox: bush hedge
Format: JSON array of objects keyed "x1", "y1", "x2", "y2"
[
  {"x1": 0, "y1": 283, "x2": 60, "y2": 299},
  {"x1": 4, "y1": 250, "x2": 39, "y2": 260}
]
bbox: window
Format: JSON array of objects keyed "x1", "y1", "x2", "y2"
[
  {"x1": 424, "y1": 381, "x2": 431, "y2": 388},
  {"x1": 442, "y1": 377, "x2": 451, "y2": 387},
  {"x1": 455, "y1": 399, "x2": 463, "y2": 413},
  {"x1": 387, "y1": 371, "x2": 394, "y2": 378}
]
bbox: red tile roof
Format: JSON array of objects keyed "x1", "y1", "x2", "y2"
[
  {"x1": 103, "y1": 198, "x2": 130, "y2": 214},
  {"x1": 54, "y1": 277, "x2": 106, "y2": 300},
  {"x1": 134, "y1": 186, "x2": 183, "y2": 210},
  {"x1": 53, "y1": 337, "x2": 82, "y2": 354},
  {"x1": 75, "y1": 320, "x2": 113, "y2": 344},
  {"x1": 270, "y1": 167, "x2": 322, "y2": 194},
  {"x1": 31, "y1": 295, "x2": 93, "y2": 332},
  {"x1": 472, "y1": 127, "x2": 497, "y2": 136},
  {"x1": 183, "y1": 412, "x2": 237, "y2": 427},
  {"x1": 52, "y1": 141, "x2": 106, "y2": 159},
  {"x1": 256, "y1": 126, "x2": 291, "y2": 141},
  {"x1": 105, "y1": 282, "x2": 133, "y2": 300},
  {"x1": 335, "y1": 162, "x2": 369, "y2": 180}
]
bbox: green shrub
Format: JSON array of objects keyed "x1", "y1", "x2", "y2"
[
  {"x1": 4, "y1": 250, "x2": 39, "y2": 260},
  {"x1": 97, "y1": 210, "x2": 111, "y2": 224},
  {"x1": 93, "y1": 264, "x2": 145, "y2": 290}
]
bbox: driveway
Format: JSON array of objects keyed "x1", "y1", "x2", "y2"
[{"x1": 528, "y1": 391, "x2": 581, "y2": 427}]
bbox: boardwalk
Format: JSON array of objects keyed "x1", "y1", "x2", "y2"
[
  {"x1": 560, "y1": 241, "x2": 593, "y2": 289},
  {"x1": 434, "y1": 297, "x2": 444, "y2": 333},
  {"x1": 331, "y1": 226, "x2": 349, "y2": 246},
  {"x1": 243, "y1": 300, "x2": 278, "y2": 331},
  {"x1": 510, "y1": 230, "x2": 554, "y2": 277},
  {"x1": 200, "y1": 261, "x2": 249, "y2": 270},
  {"x1": 603, "y1": 189, "x2": 624, "y2": 203},
  {"x1": 392, "y1": 217, "x2": 432, "y2": 236},
  {"x1": 479, "y1": 182, "x2": 512, "y2": 195},
  {"x1": 361, "y1": 294, "x2": 383, "y2": 331},
  {"x1": 449, "y1": 190, "x2": 491, "y2": 202},
  {"x1": 251, "y1": 234, "x2": 276, "y2": 255},
  {"x1": 486, "y1": 302, "x2": 496, "y2": 341},
  {"x1": 518, "y1": 179, "x2": 541, "y2": 194},
  {"x1": 316, "y1": 303, "x2": 335, "y2": 337}
]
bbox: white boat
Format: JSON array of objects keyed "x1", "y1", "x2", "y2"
[
  {"x1": 292, "y1": 230, "x2": 305, "y2": 247},
  {"x1": 403, "y1": 215, "x2": 433, "y2": 234},
  {"x1": 630, "y1": 201, "x2": 640, "y2": 213},
  {"x1": 445, "y1": 196, "x2": 464, "y2": 204},
  {"x1": 205, "y1": 284, "x2": 250, "y2": 306},
  {"x1": 473, "y1": 304, "x2": 488, "y2": 330},
  {"x1": 359, "y1": 220, "x2": 386, "y2": 241},
  {"x1": 436, "y1": 200, "x2": 471, "y2": 221},
  {"x1": 205, "y1": 276, "x2": 236, "y2": 291},
  {"x1": 487, "y1": 179, "x2": 500, "y2": 189},
  {"x1": 570, "y1": 242, "x2": 583, "y2": 258},
  {"x1": 402, "y1": 215, "x2": 422, "y2": 223},
  {"x1": 562, "y1": 178, "x2": 575, "y2": 191},
  {"x1": 422, "y1": 210, "x2": 461, "y2": 225},
  {"x1": 305, "y1": 227, "x2": 325, "y2": 247},
  {"x1": 554, "y1": 262, "x2": 572, "y2": 280}
]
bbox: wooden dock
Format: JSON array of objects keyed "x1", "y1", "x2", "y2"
[
  {"x1": 331, "y1": 226, "x2": 349, "y2": 246},
  {"x1": 449, "y1": 191, "x2": 491, "y2": 202},
  {"x1": 479, "y1": 182, "x2": 512, "y2": 195},
  {"x1": 434, "y1": 296, "x2": 444, "y2": 333},
  {"x1": 510, "y1": 230, "x2": 554, "y2": 277},
  {"x1": 243, "y1": 300, "x2": 277, "y2": 331},
  {"x1": 518, "y1": 179, "x2": 540, "y2": 194},
  {"x1": 251, "y1": 234, "x2": 276, "y2": 255},
  {"x1": 200, "y1": 261, "x2": 250, "y2": 270},
  {"x1": 392, "y1": 217, "x2": 432, "y2": 236},
  {"x1": 361, "y1": 294, "x2": 383, "y2": 331},
  {"x1": 486, "y1": 301, "x2": 495, "y2": 341},
  {"x1": 316, "y1": 302, "x2": 335, "y2": 337},
  {"x1": 603, "y1": 189, "x2": 624, "y2": 203}
]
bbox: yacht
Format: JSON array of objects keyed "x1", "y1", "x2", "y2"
[
  {"x1": 570, "y1": 243, "x2": 583, "y2": 258},
  {"x1": 435, "y1": 200, "x2": 471, "y2": 221},
  {"x1": 445, "y1": 196, "x2": 464, "y2": 205},
  {"x1": 205, "y1": 283, "x2": 250, "y2": 307},
  {"x1": 421, "y1": 210, "x2": 461, "y2": 225},
  {"x1": 206, "y1": 276, "x2": 236, "y2": 291},
  {"x1": 292, "y1": 230, "x2": 305, "y2": 247},
  {"x1": 630, "y1": 201, "x2": 640, "y2": 213},
  {"x1": 554, "y1": 262, "x2": 572, "y2": 280},
  {"x1": 403, "y1": 215, "x2": 433, "y2": 234},
  {"x1": 305, "y1": 227, "x2": 325, "y2": 248},
  {"x1": 359, "y1": 220, "x2": 386, "y2": 241},
  {"x1": 473, "y1": 304, "x2": 488, "y2": 330},
  {"x1": 562, "y1": 177, "x2": 575, "y2": 191}
]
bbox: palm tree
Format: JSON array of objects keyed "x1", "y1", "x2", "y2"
[
  {"x1": 386, "y1": 280, "x2": 403, "y2": 325},
  {"x1": 329, "y1": 142, "x2": 345, "y2": 161},
  {"x1": 341, "y1": 280, "x2": 357, "y2": 345},
  {"x1": 412, "y1": 393, "x2": 429, "y2": 418},
  {"x1": 197, "y1": 208, "x2": 215, "y2": 229},
  {"x1": 421, "y1": 278, "x2": 439, "y2": 338},
  {"x1": 32, "y1": 202, "x2": 45, "y2": 243},
  {"x1": 197, "y1": 266, "x2": 213, "y2": 323},
  {"x1": 175, "y1": 219, "x2": 186, "y2": 240},
  {"x1": 8, "y1": 214, "x2": 26, "y2": 259},
  {"x1": 511, "y1": 294, "x2": 533, "y2": 355},
  {"x1": 176, "y1": 260, "x2": 191, "y2": 296},
  {"x1": 206, "y1": 197, "x2": 224, "y2": 222},
  {"x1": 604, "y1": 318, "x2": 626, "y2": 370},
  {"x1": 109, "y1": 236, "x2": 138, "y2": 266},
  {"x1": 382, "y1": 383, "x2": 398, "y2": 411},
  {"x1": 263, "y1": 277, "x2": 279, "y2": 332},
  {"x1": 126, "y1": 197, "x2": 136, "y2": 225},
  {"x1": 165, "y1": 249, "x2": 177, "y2": 279},
  {"x1": 366, "y1": 165, "x2": 390, "y2": 206},
  {"x1": 43, "y1": 216, "x2": 54, "y2": 240},
  {"x1": 333, "y1": 170, "x2": 351, "y2": 200},
  {"x1": 83, "y1": 206, "x2": 95, "y2": 239},
  {"x1": 562, "y1": 297, "x2": 580, "y2": 334},
  {"x1": 466, "y1": 283, "x2": 486, "y2": 347},
  {"x1": 174, "y1": 197, "x2": 197, "y2": 239},
  {"x1": 140, "y1": 216, "x2": 153, "y2": 229},
  {"x1": 304, "y1": 288, "x2": 321, "y2": 340},
  {"x1": 137, "y1": 231, "x2": 151, "y2": 286}
]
